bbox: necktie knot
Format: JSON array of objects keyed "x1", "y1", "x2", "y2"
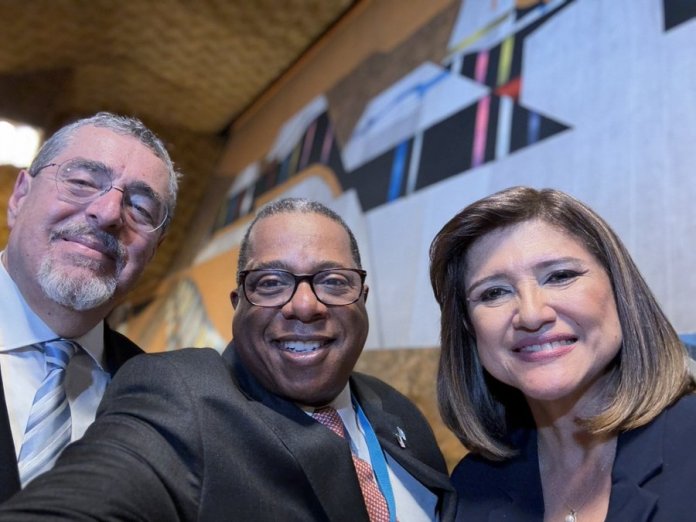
[
  {"x1": 313, "y1": 406, "x2": 346, "y2": 438},
  {"x1": 41, "y1": 339, "x2": 77, "y2": 371}
]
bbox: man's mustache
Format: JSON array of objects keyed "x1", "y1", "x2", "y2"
[{"x1": 50, "y1": 222, "x2": 127, "y2": 270}]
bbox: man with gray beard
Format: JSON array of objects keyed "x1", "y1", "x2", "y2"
[
  {"x1": 37, "y1": 221, "x2": 127, "y2": 311},
  {"x1": 0, "y1": 112, "x2": 179, "y2": 500}
]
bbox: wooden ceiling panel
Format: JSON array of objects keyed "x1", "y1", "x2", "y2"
[
  {"x1": 0, "y1": 0, "x2": 354, "y2": 132},
  {"x1": 0, "y1": 0, "x2": 355, "y2": 307}
]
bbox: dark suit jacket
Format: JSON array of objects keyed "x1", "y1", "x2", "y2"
[
  {"x1": 452, "y1": 393, "x2": 696, "y2": 521},
  {"x1": 0, "y1": 324, "x2": 142, "y2": 503},
  {"x1": 0, "y1": 342, "x2": 455, "y2": 521}
]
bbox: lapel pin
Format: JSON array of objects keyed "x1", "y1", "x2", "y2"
[{"x1": 395, "y1": 427, "x2": 407, "y2": 448}]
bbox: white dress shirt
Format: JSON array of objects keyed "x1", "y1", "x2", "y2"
[
  {"x1": 309, "y1": 384, "x2": 439, "y2": 522},
  {"x1": 0, "y1": 253, "x2": 110, "y2": 458}
]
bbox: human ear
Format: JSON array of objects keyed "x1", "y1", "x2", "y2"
[
  {"x1": 230, "y1": 289, "x2": 240, "y2": 309},
  {"x1": 7, "y1": 170, "x2": 32, "y2": 228}
]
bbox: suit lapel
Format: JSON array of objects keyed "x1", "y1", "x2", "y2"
[
  {"x1": 224, "y1": 344, "x2": 370, "y2": 522},
  {"x1": 350, "y1": 375, "x2": 460, "y2": 521},
  {"x1": 606, "y1": 414, "x2": 663, "y2": 521},
  {"x1": 0, "y1": 323, "x2": 142, "y2": 502},
  {"x1": 0, "y1": 371, "x2": 21, "y2": 502},
  {"x1": 0, "y1": 324, "x2": 142, "y2": 503},
  {"x1": 253, "y1": 396, "x2": 369, "y2": 522},
  {"x1": 486, "y1": 419, "x2": 663, "y2": 521},
  {"x1": 474, "y1": 429, "x2": 545, "y2": 521},
  {"x1": 103, "y1": 323, "x2": 143, "y2": 376},
  {"x1": 352, "y1": 376, "x2": 451, "y2": 492},
  {"x1": 486, "y1": 452, "x2": 544, "y2": 522}
]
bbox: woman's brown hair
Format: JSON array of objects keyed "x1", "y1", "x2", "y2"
[{"x1": 430, "y1": 186, "x2": 693, "y2": 459}]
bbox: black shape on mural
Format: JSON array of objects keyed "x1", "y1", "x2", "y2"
[
  {"x1": 213, "y1": 0, "x2": 576, "y2": 228},
  {"x1": 417, "y1": 104, "x2": 477, "y2": 192},
  {"x1": 347, "y1": 142, "x2": 413, "y2": 211},
  {"x1": 663, "y1": 0, "x2": 696, "y2": 31}
]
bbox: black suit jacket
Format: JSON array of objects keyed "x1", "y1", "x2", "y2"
[
  {"x1": 0, "y1": 324, "x2": 142, "y2": 503},
  {"x1": 0, "y1": 342, "x2": 456, "y2": 521},
  {"x1": 452, "y1": 393, "x2": 696, "y2": 521}
]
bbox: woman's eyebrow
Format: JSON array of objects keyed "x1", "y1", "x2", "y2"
[{"x1": 465, "y1": 256, "x2": 586, "y2": 295}]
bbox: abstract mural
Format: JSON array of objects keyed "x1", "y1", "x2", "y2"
[{"x1": 135, "y1": 0, "x2": 696, "y2": 351}]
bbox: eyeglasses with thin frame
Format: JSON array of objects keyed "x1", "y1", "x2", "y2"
[
  {"x1": 238, "y1": 268, "x2": 367, "y2": 308},
  {"x1": 34, "y1": 159, "x2": 169, "y2": 233}
]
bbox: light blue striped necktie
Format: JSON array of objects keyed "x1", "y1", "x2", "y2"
[{"x1": 17, "y1": 339, "x2": 78, "y2": 487}]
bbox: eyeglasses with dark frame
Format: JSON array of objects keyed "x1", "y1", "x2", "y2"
[
  {"x1": 35, "y1": 159, "x2": 169, "y2": 234},
  {"x1": 238, "y1": 268, "x2": 367, "y2": 308}
]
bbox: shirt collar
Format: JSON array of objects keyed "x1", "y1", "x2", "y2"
[
  {"x1": 0, "y1": 249, "x2": 106, "y2": 369},
  {"x1": 0, "y1": 250, "x2": 56, "y2": 350},
  {"x1": 327, "y1": 383, "x2": 353, "y2": 413},
  {"x1": 75, "y1": 321, "x2": 106, "y2": 370},
  {"x1": 298, "y1": 382, "x2": 353, "y2": 415}
]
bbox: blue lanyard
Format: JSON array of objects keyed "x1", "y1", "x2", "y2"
[{"x1": 353, "y1": 398, "x2": 398, "y2": 522}]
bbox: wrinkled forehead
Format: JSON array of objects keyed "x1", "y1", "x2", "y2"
[{"x1": 57, "y1": 126, "x2": 170, "y2": 193}]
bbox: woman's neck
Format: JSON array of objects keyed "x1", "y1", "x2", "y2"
[{"x1": 537, "y1": 428, "x2": 617, "y2": 522}]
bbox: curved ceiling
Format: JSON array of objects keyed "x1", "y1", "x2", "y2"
[{"x1": 0, "y1": 0, "x2": 354, "y2": 306}]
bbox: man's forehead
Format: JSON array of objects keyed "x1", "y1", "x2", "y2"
[
  {"x1": 246, "y1": 213, "x2": 352, "y2": 263},
  {"x1": 251, "y1": 212, "x2": 346, "y2": 237},
  {"x1": 60, "y1": 126, "x2": 157, "y2": 163},
  {"x1": 57, "y1": 126, "x2": 168, "y2": 186},
  {"x1": 63, "y1": 125, "x2": 126, "y2": 150}
]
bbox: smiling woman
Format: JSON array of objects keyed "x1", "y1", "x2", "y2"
[
  {"x1": 464, "y1": 219, "x2": 622, "y2": 407},
  {"x1": 430, "y1": 186, "x2": 696, "y2": 522}
]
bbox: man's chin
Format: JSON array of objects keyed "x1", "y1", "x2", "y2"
[
  {"x1": 45, "y1": 283, "x2": 115, "y2": 311},
  {"x1": 68, "y1": 252, "x2": 119, "y2": 275},
  {"x1": 280, "y1": 384, "x2": 343, "y2": 409},
  {"x1": 38, "y1": 262, "x2": 117, "y2": 311}
]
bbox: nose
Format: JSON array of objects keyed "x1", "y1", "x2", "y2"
[
  {"x1": 85, "y1": 186, "x2": 125, "y2": 231},
  {"x1": 281, "y1": 280, "x2": 328, "y2": 322},
  {"x1": 511, "y1": 285, "x2": 556, "y2": 331}
]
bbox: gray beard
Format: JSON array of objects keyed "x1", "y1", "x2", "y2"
[{"x1": 37, "y1": 255, "x2": 119, "y2": 311}]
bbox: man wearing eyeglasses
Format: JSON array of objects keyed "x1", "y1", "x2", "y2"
[
  {"x1": 0, "y1": 198, "x2": 455, "y2": 521},
  {"x1": 0, "y1": 112, "x2": 178, "y2": 499}
]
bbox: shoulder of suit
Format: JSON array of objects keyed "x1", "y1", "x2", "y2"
[
  {"x1": 350, "y1": 371, "x2": 428, "y2": 422},
  {"x1": 351, "y1": 371, "x2": 405, "y2": 398},
  {"x1": 119, "y1": 347, "x2": 225, "y2": 375},
  {"x1": 616, "y1": 392, "x2": 696, "y2": 463},
  {"x1": 662, "y1": 392, "x2": 696, "y2": 431},
  {"x1": 148, "y1": 347, "x2": 224, "y2": 365},
  {"x1": 107, "y1": 347, "x2": 235, "y2": 402}
]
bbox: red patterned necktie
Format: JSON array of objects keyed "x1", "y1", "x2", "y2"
[{"x1": 313, "y1": 406, "x2": 391, "y2": 522}]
